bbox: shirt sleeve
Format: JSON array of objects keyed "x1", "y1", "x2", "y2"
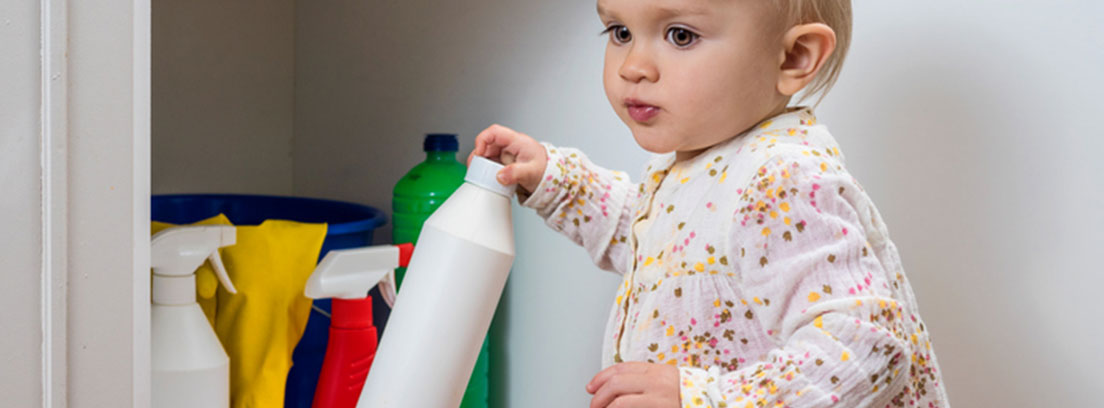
[
  {"x1": 678, "y1": 152, "x2": 914, "y2": 407},
  {"x1": 520, "y1": 143, "x2": 639, "y2": 275}
]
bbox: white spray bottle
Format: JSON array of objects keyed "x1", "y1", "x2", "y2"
[
  {"x1": 358, "y1": 156, "x2": 515, "y2": 407},
  {"x1": 150, "y1": 226, "x2": 237, "y2": 408}
]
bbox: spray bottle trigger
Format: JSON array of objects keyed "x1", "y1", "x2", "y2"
[
  {"x1": 208, "y1": 250, "x2": 237, "y2": 294},
  {"x1": 378, "y1": 270, "x2": 397, "y2": 308}
]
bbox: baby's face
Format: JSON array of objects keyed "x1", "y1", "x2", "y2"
[{"x1": 598, "y1": 0, "x2": 788, "y2": 159}]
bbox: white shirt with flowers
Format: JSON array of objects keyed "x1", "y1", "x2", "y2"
[{"x1": 521, "y1": 108, "x2": 950, "y2": 407}]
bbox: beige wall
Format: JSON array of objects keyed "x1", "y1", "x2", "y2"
[
  {"x1": 152, "y1": 0, "x2": 295, "y2": 195},
  {"x1": 0, "y1": 0, "x2": 44, "y2": 405}
]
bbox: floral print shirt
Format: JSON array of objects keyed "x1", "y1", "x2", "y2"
[{"x1": 521, "y1": 108, "x2": 949, "y2": 407}]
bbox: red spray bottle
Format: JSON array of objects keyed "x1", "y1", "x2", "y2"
[{"x1": 304, "y1": 243, "x2": 413, "y2": 408}]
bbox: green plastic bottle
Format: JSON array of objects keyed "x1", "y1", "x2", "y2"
[
  {"x1": 392, "y1": 133, "x2": 467, "y2": 284},
  {"x1": 391, "y1": 133, "x2": 491, "y2": 408}
]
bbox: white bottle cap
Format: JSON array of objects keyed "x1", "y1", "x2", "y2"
[{"x1": 466, "y1": 156, "x2": 514, "y2": 197}]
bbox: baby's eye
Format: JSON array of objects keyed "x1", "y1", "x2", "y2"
[
  {"x1": 666, "y1": 27, "x2": 699, "y2": 47},
  {"x1": 602, "y1": 25, "x2": 632, "y2": 45}
]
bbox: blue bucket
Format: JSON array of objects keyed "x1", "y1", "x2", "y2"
[{"x1": 151, "y1": 194, "x2": 388, "y2": 408}]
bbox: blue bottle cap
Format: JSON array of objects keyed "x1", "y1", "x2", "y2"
[{"x1": 424, "y1": 134, "x2": 459, "y2": 152}]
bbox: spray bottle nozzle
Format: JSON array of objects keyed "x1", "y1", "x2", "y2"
[
  {"x1": 304, "y1": 244, "x2": 412, "y2": 301},
  {"x1": 151, "y1": 226, "x2": 237, "y2": 305}
]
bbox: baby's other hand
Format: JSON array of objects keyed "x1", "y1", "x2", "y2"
[
  {"x1": 468, "y1": 124, "x2": 547, "y2": 194},
  {"x1": 586, "y1": 362, "x2": 680, "y2": 408}
]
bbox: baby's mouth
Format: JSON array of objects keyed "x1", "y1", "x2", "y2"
[{"x1": 625, "y1": 99, "x2": 661, "y2": 122}]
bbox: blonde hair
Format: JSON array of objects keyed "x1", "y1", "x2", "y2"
[{"x1": 775, "y1": 0, "x2": 852, "y2": 105}]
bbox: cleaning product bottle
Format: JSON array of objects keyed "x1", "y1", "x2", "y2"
[
  {"x1": 392, "y1": 133, "x2": 466, "y2": 288},
  {"x1": 151, "y1": 226, "x2": 237, "y2": 408},
  {"x1": 358, "y1": 156, "x2": 515, "y2": 408},
  {"x1": 305, "y1": 243, "x2": 413, "y2": 408},
  {"x1": 392, "y1": 133, "x2": 492, "y2": 408}
]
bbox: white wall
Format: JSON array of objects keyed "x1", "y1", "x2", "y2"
[
  {"x1": 818, "y1": 2, "x2": 1104, "y2": 406},
  {"x1": 152, "y1": 0, "x2": 295, "y2": 195},
  {"x1": 295, "y1": 1, "x2": 1104, "y2": 407},
  {"x1": 0, "y1": 1, "x2": 44, "y2": 405}
]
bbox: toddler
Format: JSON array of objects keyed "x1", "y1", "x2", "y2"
[{"x1": 472, "y1": 0, "x2": 949, "y2": 406}]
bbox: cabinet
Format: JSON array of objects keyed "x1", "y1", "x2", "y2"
[
  {"x1": 149, "y1": 1, "x2": 633, "y2": 407},
  {"x1": 10, "y1": 1, "x2": 1104, "y2": 407}
]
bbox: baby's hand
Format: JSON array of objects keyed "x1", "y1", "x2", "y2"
[
  {"x1": 586, "y1": 362, "x2": 680, "y2": 408},
  {"x1": 468, "y1": 124, "x2": 547, "y2": 194}
]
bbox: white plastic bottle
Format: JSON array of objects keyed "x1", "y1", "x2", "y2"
[
  {"x1": 358, "y1": 156, "x2": 515, "y2": 408},
  {"x1": 150, "y1": 226, "x2": 238, "y2": 408}
]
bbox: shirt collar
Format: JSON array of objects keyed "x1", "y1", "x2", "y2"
[{"x1": 641, "y1": 107, "x2": 819, "y2": 194}]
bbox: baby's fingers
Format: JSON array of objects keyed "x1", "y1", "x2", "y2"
[
  {"x1": 471, "y1": 128, "x2": 493, "y2": 157},
  {"x1": 495, "y1": 162, "x2": 526, "y2": 185},
  {"x1": 500, "y1": 150, "x2": 517, "y2": 166},
  {"x1": 498, "y1": 160, "x2": 546, "y2": 191},
  {"x1": 587, "y1": 362, "x2": 649, "y2": 394},
  {"x1": 474, "y1": 124, "x2": 516, "y2": 156},
  {"x1": 589, "y1": 373, "x2": 649, "y2": 408},
  {"x1": 467, "y1": 139, "x2": 504, "y2": 166}
]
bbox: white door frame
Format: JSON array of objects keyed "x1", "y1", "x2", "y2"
[
  {"x1": 40, "y1": 0, "x2": 69, "y2": 405},
  {"x1": 38, "y1": 0, "x2": 151, "y2": 406}
]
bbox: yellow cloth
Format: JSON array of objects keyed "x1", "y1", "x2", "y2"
[{"x1": 152, "y1": 215, "x2": 327, "y2": 408}]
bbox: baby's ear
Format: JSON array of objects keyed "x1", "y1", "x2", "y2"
[{"x1": 777, "y1": 23, "x2": 836, "y2": 97}]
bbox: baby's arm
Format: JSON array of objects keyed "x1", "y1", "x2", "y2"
[
  {"x1": 472, "y1": 124, "x2": 638, "y2": 274},
  {"x1": 681, "y1": 153, "x2": 913, "y2": 407}
]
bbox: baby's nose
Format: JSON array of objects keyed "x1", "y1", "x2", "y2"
[{"x1": 619, "y1": 45, "x2": 659, "y2": 83}]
